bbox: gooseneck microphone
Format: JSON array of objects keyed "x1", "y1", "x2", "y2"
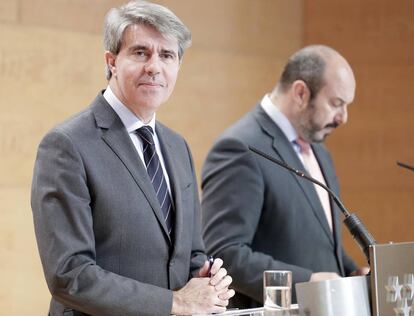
[
  {"x1": 249, "y1": 145, "x2": 377, "y2": 263},
  {"x1": 397, "y1": 161, "x2": 414, "y2": 172}
]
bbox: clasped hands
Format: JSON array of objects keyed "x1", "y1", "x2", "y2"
[{"x1": 172, "y1": 258, "x2": 235, "y2": 315}]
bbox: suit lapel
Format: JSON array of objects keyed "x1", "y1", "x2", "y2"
[
  {"x1": 254, "y1": 105, "x2": 335, "y2": 245},
  {"x1": 91, "y1": 95, "x2": 172, "y2": 243}
]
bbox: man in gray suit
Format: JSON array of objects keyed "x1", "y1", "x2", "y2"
[
  {"x1": 31, "y1": 1, "x2": 234, "y2": 315},
  {"x1": 201, "y1": 45, "x2": 368, "y2": 308}
]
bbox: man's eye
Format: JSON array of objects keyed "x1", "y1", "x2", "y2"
[
  {"x1": 331, "y1": 101, "x2": 343, "y2": 108},
  {"x1": 161, "y1": 53, "x2": 174, "y2": 59},
  {"x1": 133, "y1": 50, "x2": 148, "y2": 58}
]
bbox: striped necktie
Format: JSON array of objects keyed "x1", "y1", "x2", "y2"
[{"x1": 136, "y1": 126, "x2": 173, "y2": 236}]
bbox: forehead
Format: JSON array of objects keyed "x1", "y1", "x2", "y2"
[
  {"x1": 321, "y1": 65, "x2": 356, "y2": 104},
  {"x1": 121, "y1": 23, "x2": 178, "y2": 52}
]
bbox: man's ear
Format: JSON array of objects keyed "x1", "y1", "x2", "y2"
[
  {"x1": 104, "y1": 51, "x2": 117, "y2": 77},
  {"x1": 291, "y1": 80, "x2": 311, "y2": 109}
]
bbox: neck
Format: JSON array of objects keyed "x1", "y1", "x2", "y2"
[
  {"x1": 108, "y1": 81, "x2": 155, "y2": 124},
  {"x1": 270, "y1": 89, "x2": 296, "y2": 123},
  {"x1": 269, "y1": 88, "x2": 305, "y2": 140},
  {"x1": 137, "y1": 113, "x2": 154, "y2": 124}
]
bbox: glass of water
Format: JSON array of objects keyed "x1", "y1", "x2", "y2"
[{"x1": 263, "y1": 270, "x2": 292, "y2": 310}]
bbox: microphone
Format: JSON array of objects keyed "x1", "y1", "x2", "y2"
[
  {"x1": 249, "y1": 145, "x2": 376, "y2": 263},
  {"x1": 397, "y1": 161, "x2": 414, "y2": 172}
]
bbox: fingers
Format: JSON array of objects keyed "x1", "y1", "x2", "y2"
[
  {"x1": 310, "y1": 272, "x2": 341, "y2": 282},
  {"x1": 358, "y1": 266, "x2": 370, "y2": 275},
  {"x1": 215, "y1": 299, "x2": 229, "y2": 307},
  {"x1": 210, "y1": 266, "x2": 227, "y2": 285},
  {"x1": 213, "y1": 275, "x2": 232, "y2": 291},
  {"x1": 193, "y1": 257, "x2": 235, "y2": 314},
  {"x1": 210, "y1": 306, "x2": 227, "y2": 314},
  {"x1": 350, "y1": 266, "x2": 370, "y2": 276},
  {"x1": 197, "y1": 260, "x2": 211, "y2": 277},
  {"x1": 198, "y1": 257, "x2": 223, "y2": 278},
  {"x1": 199, "y1": 281, "x2": 231, "y2": 312},
  {"x1": 218, "y1": 288, "x2": 235, "y2": 301},
  {"x1": 172, "y1": 277, "x2": 235, "y2": 316},
  {"x1": 207, "y1": 257, "x2": 235, "y2": 304},
  {"x1": 209, "y1": 258, "x2": 223, "y2": 276},
  {"x1": 213, "y1": 288, "x2": 235, "y2": 312},
  {"x1": 213, "y1": 292, "x2": 230, "y2": 307}
]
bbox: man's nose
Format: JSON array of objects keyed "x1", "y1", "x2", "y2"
[
  {"x1": 335, "y1": 106, "x2": 348, "y2": 125},
  {"x1": 144, "y1": 55, "x2": 161, "y2": 76}
]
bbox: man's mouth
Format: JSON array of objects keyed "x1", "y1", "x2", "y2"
[
  {"x1": 139, "y1": 82, "x2": 164, "y2": 88},
  {"x1": 325, "y1": 122, "x2": 339, "y2": 129}
]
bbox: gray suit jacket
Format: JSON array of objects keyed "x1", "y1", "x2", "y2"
[
  {"x1": 31, "y1": 92, "x2": 206, "y2": 316},
  {"x1": 201, "y1": 104, "x2": 356, "y2": 308}
]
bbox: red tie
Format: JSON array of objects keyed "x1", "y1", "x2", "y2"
[{"x1": 295, "y1": 138, "x2": 333, "y2": 231}]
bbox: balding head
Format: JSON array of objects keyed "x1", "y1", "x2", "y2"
[
  {"x1": 271, "y1": 45, "x2": 356, "y2": 143},
  {"x1": 277, "y1": 45, "x2": 354, "y2": 101}
]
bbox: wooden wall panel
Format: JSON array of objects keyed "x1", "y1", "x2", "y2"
[
  {"x1": 0, "y1": 24, "x2": 106, "y2": 187},
  {"x1": 304, "y1": 0, "x2": 414, "y2": 266},
  {"x1": 0, "y1": 0, "x2": 302, "y2": 314},
  {"x1": 0, "y1": 0, "x2": 18, "y2": 23},
  {"x1": 20, "y1": 0, "x2": 125, "y2": 33}
]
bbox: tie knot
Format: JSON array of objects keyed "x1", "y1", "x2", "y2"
[
  {"x1": 295, "y1": 137, "x2": 311, "y2": 154},
  {"x1": 136, "y1": 126, "x2": 154, "y2": 145}
]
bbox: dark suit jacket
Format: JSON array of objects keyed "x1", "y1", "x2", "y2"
[
  {"x1": 201, "y1": 104, "x2": 356, "y2": 308},
  {"x1": 31, "y1": 92, "x2": 206, "y2": 316}
]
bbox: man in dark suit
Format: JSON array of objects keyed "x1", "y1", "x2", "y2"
[
  {"x1": 31, "y1": 1, "x2": 234, "y2": 315},
  {"x1": 201, "y1": 45, "x2": 368, "y2": 308}
]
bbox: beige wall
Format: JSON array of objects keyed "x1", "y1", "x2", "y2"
[{"x1": 0, "y1": 0, "x2": 302, "y2": 314}]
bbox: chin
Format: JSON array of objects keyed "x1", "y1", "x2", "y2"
[
  {"x1": 310, "y1": 133, "x2": 327, "y2": 143},
  {"x1": 320, "y1": 134, "x2": 331, "y2": 142}
]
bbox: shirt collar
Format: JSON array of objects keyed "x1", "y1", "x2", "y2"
[
  {"x1": 260, "y1": 94, "x2": 298, "y2": 143},
  {"x1": 103, "y1": 85, "x2": 156, "y2": 133}
]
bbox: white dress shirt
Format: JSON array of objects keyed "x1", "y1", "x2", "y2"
[
  {"x1": 260, "y1": 94, "x2": 303, "y2": 159},
  {"x1": 103, "y1": 86, "x2": 172, "y2": 194}
]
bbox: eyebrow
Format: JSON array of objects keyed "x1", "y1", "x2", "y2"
[{"x1": 128, "y1": 45, "x2": 148, "y2": 52}]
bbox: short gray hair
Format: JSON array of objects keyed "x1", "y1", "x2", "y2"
[{"x1": 103, "y1": 0, "x2": 192, "y2": 80}]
